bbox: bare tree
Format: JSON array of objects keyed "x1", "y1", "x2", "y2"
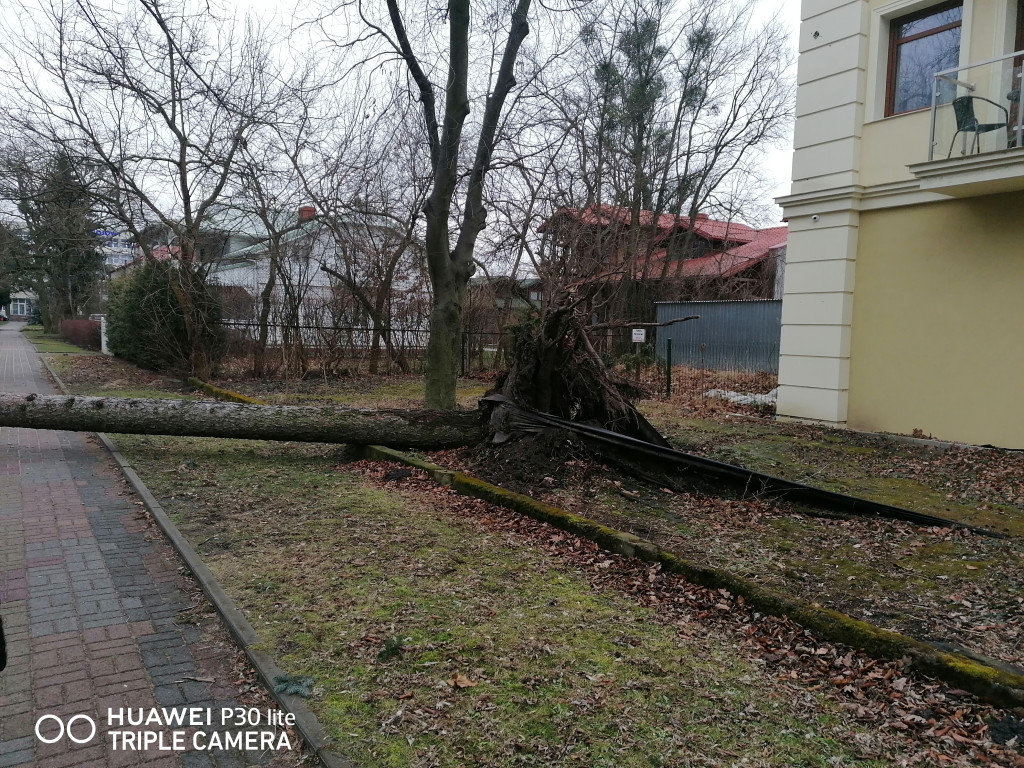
[
  {"x1": 286, "y1": 96, "x2": 433, "y2": 375},
  {"x1": 219, "y1": 137, "x2": 313, "y2": 377},
  {"x1": 473, "y1": 0, "x2": 792, "y2": 436},
  {"x1": 312, "y1": 0, "x2": 538, "y2": 407},
  {"x1": 1, "y1": 0, "x2": 289, "y2": 377}
]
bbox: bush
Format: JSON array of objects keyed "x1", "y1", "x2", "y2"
[
  {"x1": 616, "y1": 342, "x2": 656, "y2": 370},
  {"x1": 106, "y1": 261, "x2": 223, "y2": 373},
  {"x1": 59, "y1": 318, "x2": 101, "y2": 350}
]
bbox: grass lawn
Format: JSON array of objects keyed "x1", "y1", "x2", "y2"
[
  {"x1": 21, "y1": 325, "x2": 94, "y2": 354},
  {"x1": 528, "y1": 457, "x2": 1023, "y2": 671},
  {"x1": 45, "y1": 356, "x2": 1023, "y2": 765},
  {"x1": 111, "y1": 434, "x2": 894, "y2": 767},
  {"x1": 638, "y1": 402, "x2": 1024, "y2": 537},
  {"x1": 446, "y1": 401, "x2": 1024, "y2": 673},
  {"x1": 53, "y1": 358, "x2": 1023, "y2": 671},
  {"x1": 216, "y1": 375, "x2": 491, "y2": 410}
]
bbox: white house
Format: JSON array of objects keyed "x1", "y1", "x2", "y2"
[{"x1": 207, "y1": 208, "x2": 431, "y2": 348}]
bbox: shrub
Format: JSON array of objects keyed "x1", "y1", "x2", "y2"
[
  {"x1": 106, "y1": 261, "x2": 223, "y2": 373},
  {"x1": 58, "y1": 318, "x2": 101, "y2": 350},
  {"x1": 616, "y1": 342, "x2": 656, "y2": 370}
]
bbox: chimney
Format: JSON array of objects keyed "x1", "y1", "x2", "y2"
[
  {"x1": 298, "y1": 205, "x2": 316, "y2": 223},
  {"x1": 695, "y1": 213, "x2": 709, "y2": 220}
]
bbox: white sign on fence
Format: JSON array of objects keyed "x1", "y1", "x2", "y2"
[{"x1": 631, "y1": 328, "x2": 646, "y2": 343}]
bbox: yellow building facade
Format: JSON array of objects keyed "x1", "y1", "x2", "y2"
[{"x1": 777, "y1": 0, "x2": 1024, "y2": 448}]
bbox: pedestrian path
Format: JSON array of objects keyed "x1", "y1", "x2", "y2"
[{"x1": 0, "y1": 324, "x2": 288, "y2": 767}]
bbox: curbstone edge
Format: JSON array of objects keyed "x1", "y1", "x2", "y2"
[{"x1": 42, "y1": 358, "x2": 355, "y2": 768}]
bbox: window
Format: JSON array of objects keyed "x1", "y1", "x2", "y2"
[{"x1": 887, "y1": 2, "x2": 963, "y2": 116}]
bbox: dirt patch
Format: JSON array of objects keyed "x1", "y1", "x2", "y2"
[{"x1": 46, "y1": 354, "x2": 191, "y2": 398}]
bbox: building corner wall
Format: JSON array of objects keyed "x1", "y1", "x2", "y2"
[
  {"x1": 775, "y1": 0, "x2": 869, "y2": 426},
  {"x1": 775, "y1": 208, "x2": 858, "y2": 425}
]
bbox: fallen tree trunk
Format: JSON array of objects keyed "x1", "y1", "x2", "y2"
[{"x1": 0, "y1": 393, "x2": 483, "y2": 449}]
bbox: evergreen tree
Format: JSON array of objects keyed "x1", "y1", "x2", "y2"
[
  {"x1": 594, "y1": 10, "x2": 672, "y2": 211},
  {"x1": 1, "y1": 150, "x2": 104, "y2": 331},
  {"x1": 0, "y1": 222, "x2": 26, "y2": 312}
]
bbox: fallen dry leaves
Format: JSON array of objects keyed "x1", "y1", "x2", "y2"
[
  {"x1": 345, "y1": 460, "x2": 1024, "y2": 767},
  {"x1": 449, "y1": 673, "x2": 478, "y2": 689},
  {"x1": 442, "y1": 434, "x2": 1024, "y2": 677}
]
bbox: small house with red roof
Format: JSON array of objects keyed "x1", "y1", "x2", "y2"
[{"x1": 538, "y1": 204, "x2": 787, "y2": 302}]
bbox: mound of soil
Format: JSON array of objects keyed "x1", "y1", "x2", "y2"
[{"x1": 453, "y1": 429, "x2": 595, "y2": 494}]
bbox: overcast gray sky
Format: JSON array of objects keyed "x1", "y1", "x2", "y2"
[{"x1": 0, "y1": 0, "x2": 805, "y2": 224}]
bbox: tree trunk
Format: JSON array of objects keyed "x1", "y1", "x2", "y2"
[
  {"x1": 368, "y1": 327, "x2": 382, "y2": 375},
  {"x1": 0, "y1": 393, "x2": 482, "y2": 449},
  {"x1": 38, "y1": 293, "x2": 55, "y2": 334},
  {"x1": 168, "y1": 245, "x2": 211, "y2": 380},
  {"x1": 424, "y1": 278, "x2": 464, "y2": 409},
  {"x1": 253, "y1": 245, "x2": 279, "y2": 378}
]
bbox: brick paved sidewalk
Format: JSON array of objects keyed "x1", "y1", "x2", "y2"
[{"x1": 0, "y1": 325, "x2": 299, "y2": 768}]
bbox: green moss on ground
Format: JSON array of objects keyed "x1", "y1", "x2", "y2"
[{"x1": 187, "y1": 377, "x2": 265, "y2": 404}]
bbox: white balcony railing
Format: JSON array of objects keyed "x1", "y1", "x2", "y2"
[{"x1": 928, "y1": 50, "x2": 1024, "y2": 161}]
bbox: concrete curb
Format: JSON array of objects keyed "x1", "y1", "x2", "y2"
[
  {"x1": 358, "y1": 445, "x2": 1024, "y2": 709},
  {"x1": 41, "y1": 359, "x2": 355, "y2": 768}
]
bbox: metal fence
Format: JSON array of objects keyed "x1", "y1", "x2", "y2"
[
  {"x1": 215, "y1": 308, "x2": 780, "y2": 411},
  {"x1": 655, "y1": 299, "x2": 781, "y2": 374},
  {"x1": 217, "y1": 320, "x2": 512, "y2": 377}
]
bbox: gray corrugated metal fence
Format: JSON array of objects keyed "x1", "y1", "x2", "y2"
[{"x1": 655, "y1": 299, "x2": 781, "y2": 373}]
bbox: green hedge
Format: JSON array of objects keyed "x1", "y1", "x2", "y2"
[{"x1": 106, "y1": 261, "x2": 222, "y2": 373}]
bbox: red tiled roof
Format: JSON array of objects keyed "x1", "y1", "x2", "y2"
[
  {"x1": 656, "y1": 226, "x2": 787, "y2": 279},
  {"x1": 571, "y1": 224, "x2": 787, "y2": 286},
  {"x1": 542, "y1": 204, "x2": 757, "y2": 245},
  {"x1": 681, "y1": 217, "x2": 757, "y2": 244}
]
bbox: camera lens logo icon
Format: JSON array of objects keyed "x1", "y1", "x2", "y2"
[{"x1": 35, "y1": 714, "x2": 97, "y2": 744}]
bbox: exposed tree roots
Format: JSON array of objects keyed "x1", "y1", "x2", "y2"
[{"x1": 491, "y1": 302, "x2": 668, "y2": 446}]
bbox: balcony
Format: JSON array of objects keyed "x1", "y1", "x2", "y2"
[{"x1": 908, "y1": 50, "x2": 1024, "y2": 197}]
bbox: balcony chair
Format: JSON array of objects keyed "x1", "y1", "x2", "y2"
[
  {"x1": 1008, "y1": 86, "x2": 1021, "y2": 148},
  {"x1": 948, "y1": 96, "x2": 1010, "y2": 157}
]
